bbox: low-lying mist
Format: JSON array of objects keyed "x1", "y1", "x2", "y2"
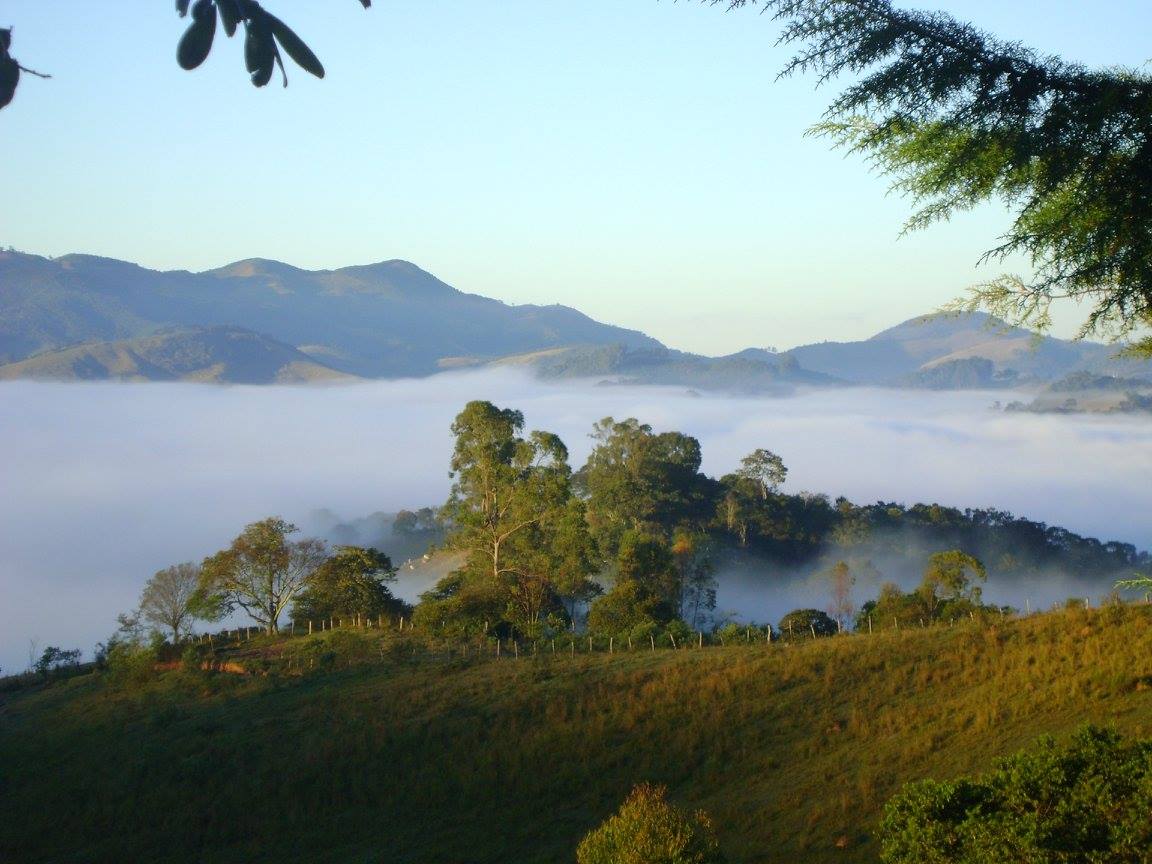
[{"x1": 2, "y1": 370, "x2": 1150, "y2": 672}]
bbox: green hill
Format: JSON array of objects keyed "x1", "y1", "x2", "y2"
[{"x1": 3, "y1": 605, "x2": 1151, "y2": 863}]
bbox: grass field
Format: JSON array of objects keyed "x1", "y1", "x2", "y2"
[{"x1": 2, "y1": 604, "x2": 1151, "y2": 863}]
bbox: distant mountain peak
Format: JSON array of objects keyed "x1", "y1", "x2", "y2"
[
  {"x1": 208, "y1": 258, "x2": 308, "y2": 279},
  {"x1": 868, "y1": 310, "x2": 1010, "y2": 342},
  {"x1": 0, "y1": 250, "x2": 664, "y2": 379}
]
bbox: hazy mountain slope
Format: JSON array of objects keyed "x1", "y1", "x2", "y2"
[
  {"x1": 0, "y1": 251, "x2": 662, "y2": 377},
  {"x1": 0, "y1": 326, "x2": 355, "y2": 384},
  {"x1": 489, "y1": 343, "x2": 837, "y2": 392},
  {"x1": 784, "y1": 311, "x2": 1148, "y2": 385}
]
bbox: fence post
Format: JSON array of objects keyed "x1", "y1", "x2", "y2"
[
  {"x1": 650, "y1": 634, "x2": 655, "y2": 652},
  {"x1": 867, "y1": 615, "x2": 872, "y2": 635},
  {"x1": 609, "y1": 637, "x2": 614, "y2": 654},
  {"x1": 698, "y1": 632, "x2": 703, "y2": 649},
  {"x1": 588, "y1": 636, "x2": 593, "y2": 653},
  {"x1": 669, "y1": 633, "x2": 677, "y2": 650},
  {"x1": 810, "y1": 624, "x2": 817, "y2": 640}
]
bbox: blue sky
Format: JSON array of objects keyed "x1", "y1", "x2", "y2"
[{"x1": 3, "y1": 1, "x2": 1150, "y2": 353}]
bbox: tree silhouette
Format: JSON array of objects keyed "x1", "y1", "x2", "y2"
[
  {"x1": 0, "y1": 1, "x2": 371, "y2": 110},
  {"x1": 720, "y1": 0, "x2": 1152, "y2": 352}
]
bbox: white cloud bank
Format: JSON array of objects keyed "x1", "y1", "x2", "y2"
[{"x1": 1, "y1": 371, "x2": 1149, "y2": 672}]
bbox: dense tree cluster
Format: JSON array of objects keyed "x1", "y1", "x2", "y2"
[
  {"x1": 96, "y1": 399, "x2": 1144, "y2": 657},
  {"x1": 881, "y1": 727, "x2": 1152, "y2": 863}
]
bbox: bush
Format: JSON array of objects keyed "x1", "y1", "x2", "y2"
[
  {"x1": 880, "y1": 727, "x2": 1152, "y2": 863},
  {"x1": 587, "y1": 580, "x2": 672, "y2": 640},
  {"x1": 778, "y1": 608, "x2": 838, "y2": 639},
  {"x1": 102, "y1": 640, "x2": 158, "y2": 689},
  {"x1": 576, "y1": 783, "x2": 725, "y2": 864}
]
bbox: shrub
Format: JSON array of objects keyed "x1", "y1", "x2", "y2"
[
  {"x1": 880, "y1": 727, "x2": 1152, "y2": 863},
  {"x1": 103, "y1": 640, "x2": 158, "y2": 689},
  {"x1": 577, "y1": 783, "x2": 725, "y2": 864},
  {"x1": 778, "y1": 608, "x2": 838, "y2": 639}
]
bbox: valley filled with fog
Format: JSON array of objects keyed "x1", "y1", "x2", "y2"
[{"x1": 1, "y1": 370, "x2": 1149, "y2": 673}]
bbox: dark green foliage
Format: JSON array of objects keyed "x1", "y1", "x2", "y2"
[
  {"x1": 880, "y1": 727, "x2": 1152, "y2": 863},
  {"x1": 577, "y1": 783, "x2": 726, "y2": 864},
  {"x1": 856, "y1": 550, "x2": 992, "y2": 630},
  {"x1": 412, "y1": 570, "x2": 510, "y2": 637},
  {"x1": 579, "y1": 417, "x2": 713, "y2": 557},
  {"x1": 586, "y1": 579, "x2": 670, "y2": 641},
  {"x1": 423, "y1": 401, "x2": 594, "y2": 638},
  {"x1": 32, "y1": 646, "x2": 81, "y2": 679},
  {"x1": 173, "y1": 0, "x2": 371, "y2": 89},
  {"x1": 0, "y1": 29, "x2": 18, "y2": 109},
  {"x1": 291, "y1": 546, "x2": 407, "y2": 624},
  {"x1": 615, "y1": 530, "x2": 680, "y2": 609},
  {"x1": 723, "y1": 0, "x2": 1152, "y2": 350},
  {"x1": 0, "y1": 26, "x2": 50, "y2": 111},
  {"x1": 392, "y1": 507, "x2": 440, "y2": 536},
  {"x1": 779, "y1": 608, "x2": 838, "y2": 638}
]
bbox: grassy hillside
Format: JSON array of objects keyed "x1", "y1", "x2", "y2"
[{"x1": 3, "y1": 605, "x2": 1151, "y2": 863}]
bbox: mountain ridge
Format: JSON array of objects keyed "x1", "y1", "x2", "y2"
[{"x1": 1, "y1": 250, "x2": 1148, "y2": 388}]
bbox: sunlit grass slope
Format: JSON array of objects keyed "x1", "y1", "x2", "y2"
[{"x1": 3, "y1": 605, "x2": 1151, "y2": 864}]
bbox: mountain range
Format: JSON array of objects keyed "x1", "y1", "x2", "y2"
[{"x1": 0, "y1": 249, "x2": 1147, "y2": 389}]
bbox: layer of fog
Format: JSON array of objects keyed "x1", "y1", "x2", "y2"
[{"x1": 1, "y1": 370, "x2": 1150, "y2": 672}]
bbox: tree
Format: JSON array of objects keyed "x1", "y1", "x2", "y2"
[
  {"x1": 616, "y1": 530, "x2": 681, "y2": 612},
  {"x1": 33, "y1": 646, "x2": 81, "y2": 679},
  {"x1": 0, "y1": 28, "x2": 49, "y2": 110},
  {"x1": 919, "y1": 550, "x2": 986, "y2": 614},
  {"x1": 735, "y1": 448, "x2": 787, "y2": 499},
  {"x1": 526, "y1": 497, "x2": 602, "y2": 627},
  {"x1": 292, "y1": 546, "x2": 405, "y2": 624},
  {"x1": 580, "y1": 417, "x2": 712, "y2": 557},
  {"x1": 2, "y1": 2, "x2": 373, "y2": 111},
  {"x1": 576, "y1": 783, "x2": 726, "y2": 864},
  {"x1": 429, "y1": 401, "x2": 591, "y2": 638},
  {"x1": 442, "y1": 401, "x2": 570, "y2": 582},
  {"x1": 825, "y1": 560, "x2": 856, "y2": 632},
  {"x1": 880, "y1": 727, "x2": 1152, "y2": 863},
  {"x1": 673, "y1": 529, "x2": 717, "y2": 630},
  {"x1": 779, "y1": 608, "x2": 838, "y2": 638},
  {"x1": 139, "y1": 562, "x2": 202, "y2": 642},
  {"x1": 392, "y1": 507, "x2": 439, "y2": 536},
  {"x1": 199, "y1": 517, "x2": 327, "y2": 634},
  {"x1": 586, "y1": 529, "x2": 688, "y2": 639},
  {"x1": 586, "y1": 580, "x2": 667, "y2": 641},
  {"x1": 721, "y1": 0, "x2": 1152, "y2": 352}
]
